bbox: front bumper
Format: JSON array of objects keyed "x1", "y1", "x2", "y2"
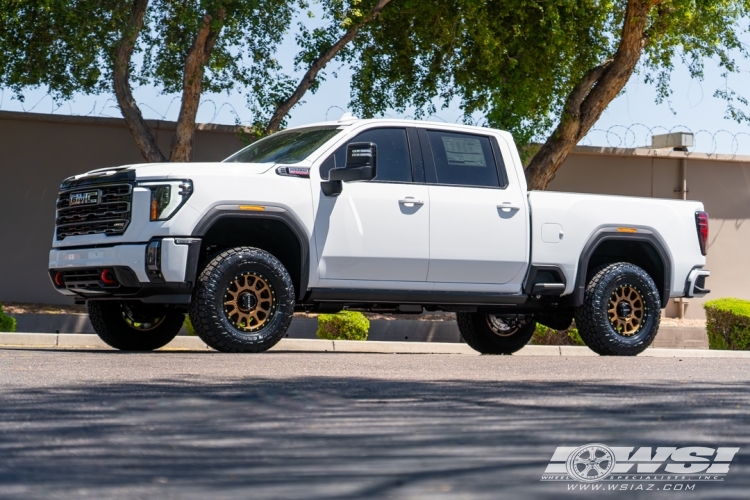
[{"x1": 48, "y1": 238, "x2": 200, "y2": 303}]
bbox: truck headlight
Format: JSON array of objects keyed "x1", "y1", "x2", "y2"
[{"x1": 140, "y1": 180, "x2": 193, "y2": 221}]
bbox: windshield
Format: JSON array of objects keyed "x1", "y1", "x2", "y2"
[{"x1": 223, "y1": 126, "x2": 342, "y2": 164}]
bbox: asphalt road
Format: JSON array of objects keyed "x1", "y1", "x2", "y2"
[{"x1": 0, "y1": 348, "x2": 748, "y2": 499}]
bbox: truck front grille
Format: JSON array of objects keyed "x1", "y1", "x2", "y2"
[{"x1": 56, "y1": 184, "x2": 133, "y2": 240}]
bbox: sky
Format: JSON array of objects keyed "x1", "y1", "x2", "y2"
[{"x1": 1, "y1": 13, "x2": 749, "y2": 155}]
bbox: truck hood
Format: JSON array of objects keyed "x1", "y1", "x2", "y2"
[{"x1": 78, "y1": 162, "x2": 275, "y2": 181}]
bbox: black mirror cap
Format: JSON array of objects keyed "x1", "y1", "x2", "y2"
[{"x1": 327, "y1": 142, "x2": 377, "y2": 182}]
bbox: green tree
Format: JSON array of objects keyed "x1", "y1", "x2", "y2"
[
  {"x1": 263, "y1": 0, "x2": 393, "y2": 135},
  {"x1": 0, "y1": 0, "x2": 396, "y2": 153},
  {"x1": 348, "y1": 0, "x2": 749, "y2": 189},
  {"x1": 0, "y1": 0, "x2": 295, "y2": 162}
]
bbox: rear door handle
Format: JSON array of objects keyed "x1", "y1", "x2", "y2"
[
  {"x1": 399, "y1": 198, "x2": 424, "y2": 205},
  {"x1": 498, "y1": 202, "x2": 521, "y2": 212}
]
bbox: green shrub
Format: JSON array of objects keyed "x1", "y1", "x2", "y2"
[
  {"x1": 567, "y1": 327, "x2": 584, "y2": 346},
  {"x1": 704, "y1": 298, "x2": 750, "y2": 350},
  {"x1": 316, "y1": 311, "x2": 369, "y2": 341},
  {"x1": 531, "y1": 323, "x2": 584, "y2": 346},
  {"x1": 0, "y1": 303, "x2": 17, "y2": 333},
  {"x1": 183, "y1": 316, "x2": 196, "y2": 336}
]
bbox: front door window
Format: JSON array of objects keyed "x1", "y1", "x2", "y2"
[{"x1": 320, "y1": 128, "x2": 413, "y2": 183}]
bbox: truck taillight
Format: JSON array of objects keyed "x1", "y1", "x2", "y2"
[{"x1": 695, "y1": 211, "x2": 709, "y2": 256}]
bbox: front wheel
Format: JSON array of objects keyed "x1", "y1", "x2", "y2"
[
  {"x1": 189, "y1": 247, "x2": 295, "y2": 353},
  {"x1": 457, "y1": 313, "x2": 536, "y2": 354},
  {"x1": 88, "y1": 301, "x2": 184, "y2": 351},
  {"x1": 574, "y1": 262, "x2": 661, "y2": 356}
]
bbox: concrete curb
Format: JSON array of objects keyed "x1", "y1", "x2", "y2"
[
  {"x1": 9, "y1": 314, "x2": 463, "y2": 342},
  {"x1": 0, "y1": 333, "x2": 748, "y2": 357},
  {"x1": 8, "y1": 314, "x2": 708, "y2": 348}
]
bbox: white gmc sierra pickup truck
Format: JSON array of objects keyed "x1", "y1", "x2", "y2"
[{"x1": 49, "y1": 117, "x2": 711, "y2": 355}]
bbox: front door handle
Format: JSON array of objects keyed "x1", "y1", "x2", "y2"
[
  {"x1": 498, "y1": 202, "x2": 521, "y2": 212},
  {"x1": 399, "y1": 197, "x2": 424, "y2": 206}
]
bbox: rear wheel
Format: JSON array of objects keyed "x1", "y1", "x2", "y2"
[
  {"x1": 574, "y1": 262, "x2": 661, "y2": 356},
  {"x1": 457, "y1": 313, "x2": 536, "y2": 354},
  {"x1": 88, "y1": 301, "x2": 184, "y2": 351},
  {"x1": 189, "y1": 247, "x2": 295, "y2": 353}
]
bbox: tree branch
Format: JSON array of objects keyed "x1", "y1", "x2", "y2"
[
  {"x1": 264, "y1": 0, "x2": 392, "y2": 135},
  {"x1": 169, "y1": 6, "x2": 226, "y2": 162},
  {"x1": 525, "y1": 0, "x2": 661, "y2": 190},
  {"x1": 113, "y1": 0, "x2": 166, "y2": 163}
]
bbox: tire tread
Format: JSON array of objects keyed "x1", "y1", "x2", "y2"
[
  {"x1": 88, "y1": 301, "x2": 183, "y2": 351},
  {"x1": 188, "y1": 247, "x2": 294, "y2": 353},
  {"x1": 574, "y1": 262, "x2": 661, "y2": 356},
  {"x1": 457, "y1": 313, "x2": 535, "y2": 355}
]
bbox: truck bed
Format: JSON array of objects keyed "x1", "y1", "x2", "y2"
[{"x1": 528, "y1": 191, "x2": 706, "y2": 299}]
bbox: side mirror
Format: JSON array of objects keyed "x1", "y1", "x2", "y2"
[
  {"x1": 328, "y1": 142, "x2": 377, "y2": 182},
  {"x1": 321, "y1": 142, "x2": 377, "y2": 197}
]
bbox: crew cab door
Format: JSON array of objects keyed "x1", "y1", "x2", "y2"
[
  {"x1": 420, "y1": 129, "x2": 529, "y2": 291},
  {"x1": 313, "y1": 127, "x2": 430, "y2": 284}
]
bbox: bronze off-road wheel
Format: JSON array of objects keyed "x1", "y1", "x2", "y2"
[
  {"x1": 189, "y1": 247, "x2": 295, "y2": 353},
  {"x1": 574, "y1": 262, "x2": 661, "y2": 356}
]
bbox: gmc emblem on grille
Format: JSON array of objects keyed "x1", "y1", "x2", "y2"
[{"x1": 69, "y1": 191, "x2": 100, "y2": 206}]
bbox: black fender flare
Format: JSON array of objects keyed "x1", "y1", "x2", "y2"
[
  {"x1": 190, "y1": 206, "x2": 311, "y2": 301},
  {"x1": 573, "y1": 226, "x2": 672, "y2": 308}
]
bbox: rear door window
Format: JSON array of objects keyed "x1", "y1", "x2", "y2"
[
  {"x1": 320, "y1": 128, "x2": 413, "y2": 182},
  {"x1": 425, "y1": 130, "x2": 502, "y2": 188}
]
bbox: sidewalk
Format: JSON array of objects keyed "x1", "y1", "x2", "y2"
[{"x1": 0, "y1": 333, "x2": 746, "y2": 358}]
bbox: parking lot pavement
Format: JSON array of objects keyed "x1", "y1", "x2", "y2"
[{"x1": 0, "y1": 349, "x2": 748, "y2": 499}]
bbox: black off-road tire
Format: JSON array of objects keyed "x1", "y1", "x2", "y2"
[
  {"x1": 88, "y1": 301, "x2": 184, "y2": 351},
  {"x1": 574, "y1": 262, "x2": 661, "y2": 356},
  {"x1": 456, "y1": 313, "x2": 536, "y2": 354},
  {"x1": 189, "y1": 247, "x2": 295, "y2": 353}
]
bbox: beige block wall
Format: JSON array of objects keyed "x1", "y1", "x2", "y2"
[
  {"x1": 0, "y1": 111, "x2": 246, "y2": 305},
  {"x1": 548, "y1": 149, "x2": 750, "y2": 318}
]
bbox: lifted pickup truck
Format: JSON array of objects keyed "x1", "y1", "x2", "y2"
[{"x1": 49, "y1": 117, "x2": 710, "y2": 355}]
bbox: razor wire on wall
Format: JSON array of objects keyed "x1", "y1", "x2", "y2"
[
  {"x1": 2, "y1": 90, "x2": 749, "y2": 156},
  {"x1": 0, "y1": 90, "x2": 248, "y2": 127},
  {"x1": 580, "y1": 124, "x2": 750, "y2": 157}
]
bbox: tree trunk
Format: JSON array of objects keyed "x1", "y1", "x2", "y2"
[
  {"x1": 113, "y1": 0, "x2": 166, "y2": 163},
  {"x1": 264, "y1": 0, "x2": 392, "y2": 135},
  {"x1": 524, "y1": 0, "x2": 659, "y2": 190},
  {"x1": 169, "y1": 7, "x2": 226, "y2": 162}
]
